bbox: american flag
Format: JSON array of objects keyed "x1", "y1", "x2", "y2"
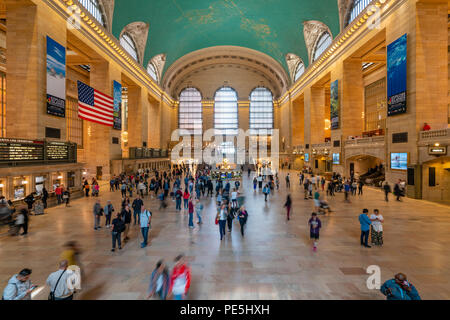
[{"x1": 77, "y1": 81, "x2": 114, "y2": 127}]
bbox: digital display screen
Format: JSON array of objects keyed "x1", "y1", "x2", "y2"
[
  {"x1": 332, "y1": 153, "x2": 340, "y2": 165},
  {"x1": 391, "y1": 153, "x2": 408, "y2": 170},
  {"x1": 304, "y1": 153, "x2": 309, "y2": 162}
]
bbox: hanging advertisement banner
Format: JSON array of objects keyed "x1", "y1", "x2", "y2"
[
  {"x1": 46, "y1": 36, "x2": 66, "y2": 118},
  {"x1": 330, "y1": 80, "x2": 339, "y2": 130},
  {"x1": 113, "y1": 81, "x2": 122, "y2": 130},
  {"x1": 387, "y1": 34, "x2": 407, "y2": 116}
]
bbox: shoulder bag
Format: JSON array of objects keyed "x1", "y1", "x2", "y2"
[{"x1": 48, "y1": 269, "x2": 66, "y2": 300}]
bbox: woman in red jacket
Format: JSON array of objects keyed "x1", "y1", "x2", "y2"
[
  {"x1": 182, "y1": 190, "x2": 190, "y2": 212},
  {"x1": 168, "y1": 254, "x2": 191, "y2": 300}
]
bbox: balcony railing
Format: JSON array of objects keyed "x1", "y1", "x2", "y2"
[
  {"x1": 419, "y1": 128, "x2": 450, "y2": 140},
  {"x1": 311, "y1": 142, "x2": 332, "y2": 149},
  {"x1": 344, "y1": 136, "x2": 385, "y2": 146}
]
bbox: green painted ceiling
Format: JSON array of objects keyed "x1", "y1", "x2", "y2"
[{"x1": 112, "y1": 0, "x2": 340, "y2": 77}]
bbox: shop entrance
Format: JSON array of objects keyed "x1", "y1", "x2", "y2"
[
  {"x1": 346, "y1": 155, "x2": 385, "y2": 186},
  {"x1": 422, "y1": 157, "x2": 450, "y2": 203}
]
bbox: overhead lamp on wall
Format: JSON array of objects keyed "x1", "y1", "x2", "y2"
[{"x1": 0, "y1": 184, "x2": 4, "y2": 188}]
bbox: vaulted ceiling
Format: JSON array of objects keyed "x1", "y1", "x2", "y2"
[{"x1": 111, "y1": 0, "x2": 340, "y2": 79}]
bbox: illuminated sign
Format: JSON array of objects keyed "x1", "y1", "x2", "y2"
[{"x1": 428, "y1": 146, "x2": 447, "y2": 155}]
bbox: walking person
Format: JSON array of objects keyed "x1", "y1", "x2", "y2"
[
  {"x1": 188, "y1": 197, "x2": 194, "y2": 229},
  {"x1": 263, "y1": 183, "x2": 270, "y2": 201},
  {"x1": 370, "y1": 209, "x2": 384, "y2": 246},
  {"x1": 284, "y1": 194, "x2": 292, "y2": 221},
  {"x1": 147, "y1": 260, "x2": 170, "y2": 300},
  {"x1": 46, "y1": 260, "x2": 76, "y2": 300},
  {"x1": 253, "y1": 176, "x2": 257, "y2": 191},
  {"x1": 175, "y1": 188, "x2": 183, "y2": 211},
  {"x1": 63, "y1": 188, "x2": 70, "y2": 207},
  {"x1": 2, "y1": 269, "x2": 36, "y2": 300},
  {"x1": 195, "y1": 199, "x2": 203, "y2": 225},
  {"x1": 380, "y1": 273, "x2": 421, "y2": 300},
  {"x1": 308, "y1": 212, "x2": 322, "y2": 252},
  {"x1": 358, "y1": 179, "x2": 364, "y2": 195},
  {"x1": 383, "y1": 181, "x2": 391, "y2": 202},
  {"x1": 132, "y1": 195, "x2": 143, "y2": 226},
  {"x1": 93, "y1": 200, "x2": 102, "y2": 230},
  {"x1": 168, "y1": 254, "x2": 191, "y2": 300},
  {"x1": 238, "y1": 205, "x2": 248, "y2": 236},
  {"x1": 121, "y1": 204, "x2": 132, "y2": 242},
  {"x1": 42, "y1": 187, "x2": 49, "y2": 209},
  {"x1": 217, "y1": 203, "x2": 228, "y2": 241},
  {"x1": 111, "y1": 212, "x2": 125, "y2": 252},
  {"x1": 139, "y1": 205, "x2": 152, "y2": 248},
  {"x1": 227, "y1": 200, "x2": 237, "y2": 232},
  {"x1": 285, "y1": 173, "x2": 290, "y2": 189},
  {"x1": 104, "y1": 200, "x2": 115, "y2": 228},
  {"x1": 359, "y1": 209, "x2": 372, "y2": 248},
  {"x1": 183, "y1": 189, "x2": 190, "y2": 212}
]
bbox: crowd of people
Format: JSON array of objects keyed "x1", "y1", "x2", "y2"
[{"x1": 1, "y1": 161, "x2": 422, "y2": 300}]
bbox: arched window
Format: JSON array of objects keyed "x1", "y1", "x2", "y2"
[
  {"x1": 214, "y1": 87, "x2": 238, "y2": 136},
  {"x1": 348, "y1": 0, "x2": 372, "y2": 26},
  {"x1": 179, "y1": 88, "x2": 202, "y2": 136},
  {"x1": 249, "y1": 87, "x2": 273, "y2": 135},
  {"x1": 79, "y1": 0, "x2": 106, "y2": 27},
  {"x1": 147, "y1": 63, "x2": 158, "y2": 82},
  {"x1": 120, "y1": 33, "x2": 138, "y2": 61},
  {"x1": 313, "y1": 32, "x2": 332, "y2": 62},
  {"x1": 294, "y1": 62, "x2": 305, "y2": 82}
]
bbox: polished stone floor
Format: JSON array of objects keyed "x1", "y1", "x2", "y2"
[{"x1": 1, "y1": 170, "x2": 449, "y2": 300}]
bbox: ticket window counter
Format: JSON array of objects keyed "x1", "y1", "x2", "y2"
[
  {"x1": 0, "y1": 179, "x2": 5, "y2": 198},
  {"x1": 67, "y1": 171, "x2": 75, "y2": 188},
  {"x1": 51, "y1": 173, "x2": 64, "y2": 191},
  {"x1": 12, "y1": 177, "x2": 30, "y2": 200},
  {"x1": 35, "y1": 176, "x2": 47, "y2": 196}
]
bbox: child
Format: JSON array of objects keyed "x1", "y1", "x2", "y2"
[{"x1": 308, "y1": 213, "x2": 322, "y2": 252}]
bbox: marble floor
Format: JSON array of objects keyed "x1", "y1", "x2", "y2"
[{"x1": 1, "y1": 170, "x2": 449, "y2": 300}]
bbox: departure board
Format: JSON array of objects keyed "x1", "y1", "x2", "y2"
[
  {"x1": 0, "y1": 138, "x2": 44, "y2": 162},
  {"x1": 46, "y1": 142, "x2": 69, "y2": 161}
]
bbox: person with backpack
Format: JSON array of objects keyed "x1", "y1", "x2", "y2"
[
  {"x1": 168, "y1": 254, "x2": 191, "y2": 300},
  {"x1": 2, "y1": 268, "x2": 35, "y2": 300},
  {"x1": 139, "y1": 205, "x2": 152, "y2": 248},
  {"x1": 104, "y1": 200, "x2": 115, "y2": 228},
  {"x1": 93, "y1": 200, "x2": 102, "y2": 230},
  {"x1": 111, "y1": 212, "x2": 125, "y2": 252}
]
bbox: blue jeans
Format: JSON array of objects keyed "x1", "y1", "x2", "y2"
[
  {"x1": 196, "y1": 210, "x2": 202, "y2": 224},
  {"x1": 173, "y1": 294, "x2": 183, "y2": 300},
  {"x1": 141, "y1": 227, "x2": 149, "y2": 247},
  {"x1": 133, "y1": 210, "x2": 140, "y2": 225},
  {"x1": 361, "y1": 230, "x2": 370, "y2": 246},
  {"x1": 189, "y1": 212, "x2": 194, "y2": 227},
  {"x1": 219, "y1": 220, "x2": 226, "y2": 240},
  {"x1": 183, "y1": 199, "x2": 188, "y2": 209},
  {"x1": 176, "y1": 198, "x2": 181, "y2": 210},
  {"x1": 112, "y1": 231, "x2": 121, "y2": 249}
]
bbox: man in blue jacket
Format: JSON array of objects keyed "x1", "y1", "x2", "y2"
[
  {"x1": 380, "y1": 273, "x2": 421, "y2": 300},
  {"x1": 359, "y1": 208, "x2": 372, "y2": 248}
]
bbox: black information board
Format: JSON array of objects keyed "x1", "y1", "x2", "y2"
[{"x1": 0, "y1": 138, "x2": 76, "y2": 164}]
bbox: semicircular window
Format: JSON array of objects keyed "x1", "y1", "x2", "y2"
[
  {"x1": 214, "y1": 87, "x2": 238, "y2": 136},
  {"x1": 313, "y1": 32, "x2": 332, "y2": 62},
  {"x1": 179, "y1": 88, "x2": 203, "y2": 136},
  {"x1": 147, "y1": 63, "x2": 158, "y2": 82},
  {"x1": 249, "y1": 87, "x2": 273, "y2": 136},
  {"x1": 348, "y1": 0, "x2": 372, "y2": 26},
  {"x1": 120, "y1": 33, "x2": 138, "y2": 61},
  {"x1": 79, "y1": 0, "x2": 106, "y2": 27},
  {"x1": 294, "y1": 62, "x2": 305, "y2": 82}
]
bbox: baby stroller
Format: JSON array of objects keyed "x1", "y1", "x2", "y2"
[{"x1": 318, "y1": 200, "x2": 332, "y2": 215}]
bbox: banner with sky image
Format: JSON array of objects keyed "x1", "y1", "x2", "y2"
[
  {"x1": 387, "y1": 34, "x2": 407, "y2": 116},
  {"x1": 46, "y1": 36, "x2": 66, "y2": 117},
  {"x1": 330, "y1": 80, "x2": 339, "y2": 130},
  {"x1": 113, "y1": 81, "x2": 122, "y2": 130}
]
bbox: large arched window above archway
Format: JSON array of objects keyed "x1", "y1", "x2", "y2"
[
  {"x1": 147, "y1": 63, "x2": 158, "y2": 83},
  {"x1": 214, "y1": 87, "x2": 238, "y2": 136},
  {"x1": 120, "y1": 33, "x2": 138, "y2": 61},
  {"x1": 348, "y1": 0, "x2": 372, "y2": 26},
  {"x1": 179, "y1": 88, "x2": 203, "y2": 136},
  {"x1": 294, "y1": 62, "x2": 305, "y2": 82},
  {"x1": 79, "y1": 0, "x2": 106, "y2": 27},
  {"x1": 249, "y1": 87, "x2": 273, "y2": 135},
  {"x1": 313, "y1": 32, "x2": 332, "y2": 62}
]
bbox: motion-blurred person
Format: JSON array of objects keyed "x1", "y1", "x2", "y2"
[
  {"x1": 168, "y1": 254, "x2": 191, "y2": 300},
  {"x1": 238, "y1": 205, "x2": 248, "y2": 237},
  {"x1": 195, "y1": 198, "x2": 203, "y2": 225},
  {"x1": 147, "y1": 260, "x2": 170, "y2": 300},
  {"x1": 93, "y1": 200, "x2": 102, "y2": 230},
  {"x1": 284, "y1": 194, "x2": 292, "y2": 221},
  {"x1": 2, "y1": 268, "x2": 36, "y2": 300},
  {"x1": 380, "y1": 273, "x2": 421, "y2": 300}
]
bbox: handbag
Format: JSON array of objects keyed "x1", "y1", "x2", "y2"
[{"x1": 48, "y1": 269, "x2": 66, "y2": 300}]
